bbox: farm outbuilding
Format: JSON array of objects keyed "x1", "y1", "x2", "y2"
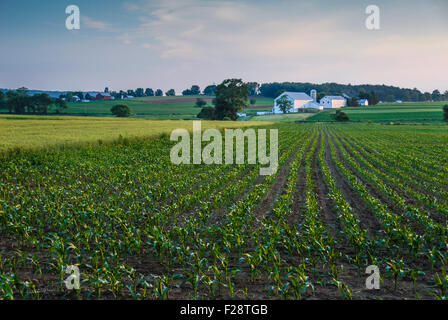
[{"x1": 320, "y1": 96, "x2": 347, "y2": 109}]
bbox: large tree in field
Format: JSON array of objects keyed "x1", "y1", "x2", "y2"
[
  {"x1": 276, "y1": 95, "x2": 293, "y2": 114},
  {"x1": 214, "y1": 79, "x2": 249, "y2": 120}
]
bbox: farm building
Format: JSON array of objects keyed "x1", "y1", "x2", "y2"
[
  {"x1": 95, "y1": 93, "x2": 114, "y2": 100},
  {"x1": 273, "y1": 92, "x2": 313, "y2": 114},
  {"x1": 320, "y1": 96, "x2": 347, "y2": 109},
  {"x1": 358, "y1": 99, "x2": 369, "y2": 106},
  {"x1": 273, "y1": 90, "x2": 346, "y2": 114}
]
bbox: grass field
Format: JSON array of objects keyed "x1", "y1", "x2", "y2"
[
  {"x1": 308, "y1": 102, "x2": 447, "y2": 123},
  {"x1": 0, "y1": 115, "x2": 271, "y2": 152},
  {"x1": 1, "y1": 121, "x2": 448, "y2": 299},
  {"x1": 61, "y1": 96, "x2": 274, "y2": 119},
  {"x1": 248, "y1": 113, "x2": 315, "y2": 122}
]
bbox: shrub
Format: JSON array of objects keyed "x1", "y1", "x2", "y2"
[
  {"x1": 111, "y1": 104, "x2": 131, "y2": 117},
  {"x1": 197, "y1": 106, "x2": 215, "y2": 120},
  {"x1": 333, "y1": 109, "x2": 349, "y2": 122},
  {"x1": 250, "y1": 99, "x2": 256, "y2": 105},
  {"x1": 443, "y1": 105, "x2": 448, "y2": 122}
]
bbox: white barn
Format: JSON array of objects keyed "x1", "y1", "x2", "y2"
[
  {"x1": 320, "y1": 96, "x2": 346, "y2": 109},
  {"x1": 273, "y1": 92, "x2": 313, "y2": 114}
]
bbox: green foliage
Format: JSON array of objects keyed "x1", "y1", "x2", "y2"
[
  {"x1": 195, "y1": 98, "x2": 207, "y2": 108},
  {"x1": 155, "y1": 89, "x2": 163, "y2": 97},
  {"x1": 250, "y1": 99, "x2": 256, "y2": 105},
  {"x1": 260, "y1": 82, "x2": 432, "y2": 102},
  {"x1": 444, "y1": 105, "x2": 448, "y2": 122},
  {"x1": 165, "y1": 89, "x2": 175, "y2": 96},
  {"x1": 276, "y1": 95, "x2": 293, "y2": 114},
  {"x1": 334, "y1": 110, "x2": 350, "y2": 122},
  {"x1": 111, "y1": 104, "x2": 131, "y2": 117},
  {"x1": 196, "y1": 106, "x2": 215, "y2": 120},
  {"x1": 182, "y1": 85, "x2": 201, "y2": 96},
  {"x1": 203, "y1": 85, "x2": 217, "y2": 96},
  {"x1": 214, "y1": 79, "x2": 249, "y2": 120}
]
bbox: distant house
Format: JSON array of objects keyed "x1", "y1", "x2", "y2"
[
  {"x1": 273, "y1": 92, "x2": 313, "y2": 114},
  {"x1": 358, "y1": 99, "x2": 369, "y2": 106},
  {"x1": 320, "y1": 96, "x2": 347, "y2": 109},
  {"x1": 396, "y1": 100, "x2": 403, "y2": 103}
]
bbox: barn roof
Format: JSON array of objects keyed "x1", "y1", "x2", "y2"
[{"x1": 278, "y1": 92, "x2": 312, "y2": 101}]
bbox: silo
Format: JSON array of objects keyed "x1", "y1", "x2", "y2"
[{"x1": 310, "y1": 89, "x2": 317, "y2": 102}]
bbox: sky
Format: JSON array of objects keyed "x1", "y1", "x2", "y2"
[{"x1": 0, "y1": 0, "x2": 447, "y2": 93}]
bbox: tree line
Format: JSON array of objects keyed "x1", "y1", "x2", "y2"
[
  {"x1": 258, "y1": 82, "x2": 448, "y2": 102},
  {"x1": 0, "y1": 88, "x2": 67, "y2": 114}
]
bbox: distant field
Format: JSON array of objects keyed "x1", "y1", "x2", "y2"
[
  {"x1": 308, "y1": 102, "x2": 447, "y2": 123},
  {"x1": 249, "y1": 113, "x2": 315, "y2": 122},
  {"x1": 0, "y1": 115, "x2": 272, "y2": 152},
  {"x1": 63, "y1": 96, "x2": 274, "y2": 119}
]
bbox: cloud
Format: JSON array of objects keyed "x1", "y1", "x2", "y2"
[{"x1": 82, "y1": 16, "x2": 113, "y2": 32}]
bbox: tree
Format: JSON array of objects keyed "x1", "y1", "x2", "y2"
[
  {"x1": 135, "y1": 88, "x2": 144, "y2": 97},
  {"x1": 0, "y1": 91, "x2": 5, "y2": 110},
  {"x1": 33, "y1": 93, "x2": 53, "y2": 114},
  {"x1": 203, "y1": 85, "x2": 217, "y2": 96},
  {"x1": 432, "y1": 90, "x2": 441, "y2": 101},
  {"x1": 334, "y1": 110, "x2": 349, "y2": 122},
  {"x1": 368, "y1": 91, "x2": 379, "y2": 105},
  {"x1": 66, "y1": 92, "x2": 75, "y2": 102},
  {"x1": 424, "y1": 92, "x2": 432, "y2": 101},
  {"x1": 247, "y1": 82, "x2": 260, "y2": 96},
  {"x1": 155, "y1": 89, "x2": 163, "y2": 96},
  {"x1": 182, "y1": 85, "x2": 201, "y2": 96},
  {"x1": 105, "y1": 87, "x2": 109, "y2": 93},
  {"x1": 250, "y1": 99, "x2": 256, "y2": 106},
  {"x1": 347, "y1": 97, "x2": 359, "y2": 107},
  {"x1": 165, "y1": 89, "x2": 175, "y2": 96},
  {"x1": 111, "y1": 104, "x2": 131, "y2": 117},
  {"x1": 276, "y1": 95, "x2": 293, "y2": 114},
  {"x1": 145, "y1": 88, "x2": 154, "y2": 96},
  {"x1": 197, "y1": 107, "x2": 215, "y2": 120},
  {"x1": 444, "y1": 105, "x2": 448, "y2": 122},
  {"x1": 127, "y1": 90, "x2": 135, "y2": 97},
  {"x1": 214, "y1": 79, "x2": 249, "y2": 120},
  {"x1": 195, "y1": 98, "x2": 207, "y2": 108},
  {"x1": 275, "y1": 89, "x2": 286, "y2": 98},
  {"x1": 54, "y1": 98, "x2": 68, "y2": 114}
]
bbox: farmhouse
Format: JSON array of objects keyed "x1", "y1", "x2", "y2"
[{"x1": 272, "y1": 90, "x2": 345, "y2": 114}]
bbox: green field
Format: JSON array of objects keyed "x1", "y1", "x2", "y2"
[
  {"x1": 63, "y1": 96, "x2": 274, "y2": 119},
  {"x1": 308, "y1": 102, "x2": 447, "y2": 123},
  {"x1": 248, "y1": 113, "x2": 315, "y2": 122},
  {"x1": 2, "y1": 121, "x2": 448, "y2": 299},
  {"x1": 0, "y1": 115, "x2": 271, "y2": 152}
]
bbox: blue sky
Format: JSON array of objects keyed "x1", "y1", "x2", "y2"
[{"x1": 0, "y1": 0, "x2": 447, "y2": 93}]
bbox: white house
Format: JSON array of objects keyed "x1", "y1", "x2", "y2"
[
  {"x1": 273, "y1": 92, "x2": 313, "y2": 114},
  {"x1": 320, "y1": 96, "x2": 346, "y2": 109},
  {"x1": 358, "y1": 99, "x2": 369, "y2": 106}
]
